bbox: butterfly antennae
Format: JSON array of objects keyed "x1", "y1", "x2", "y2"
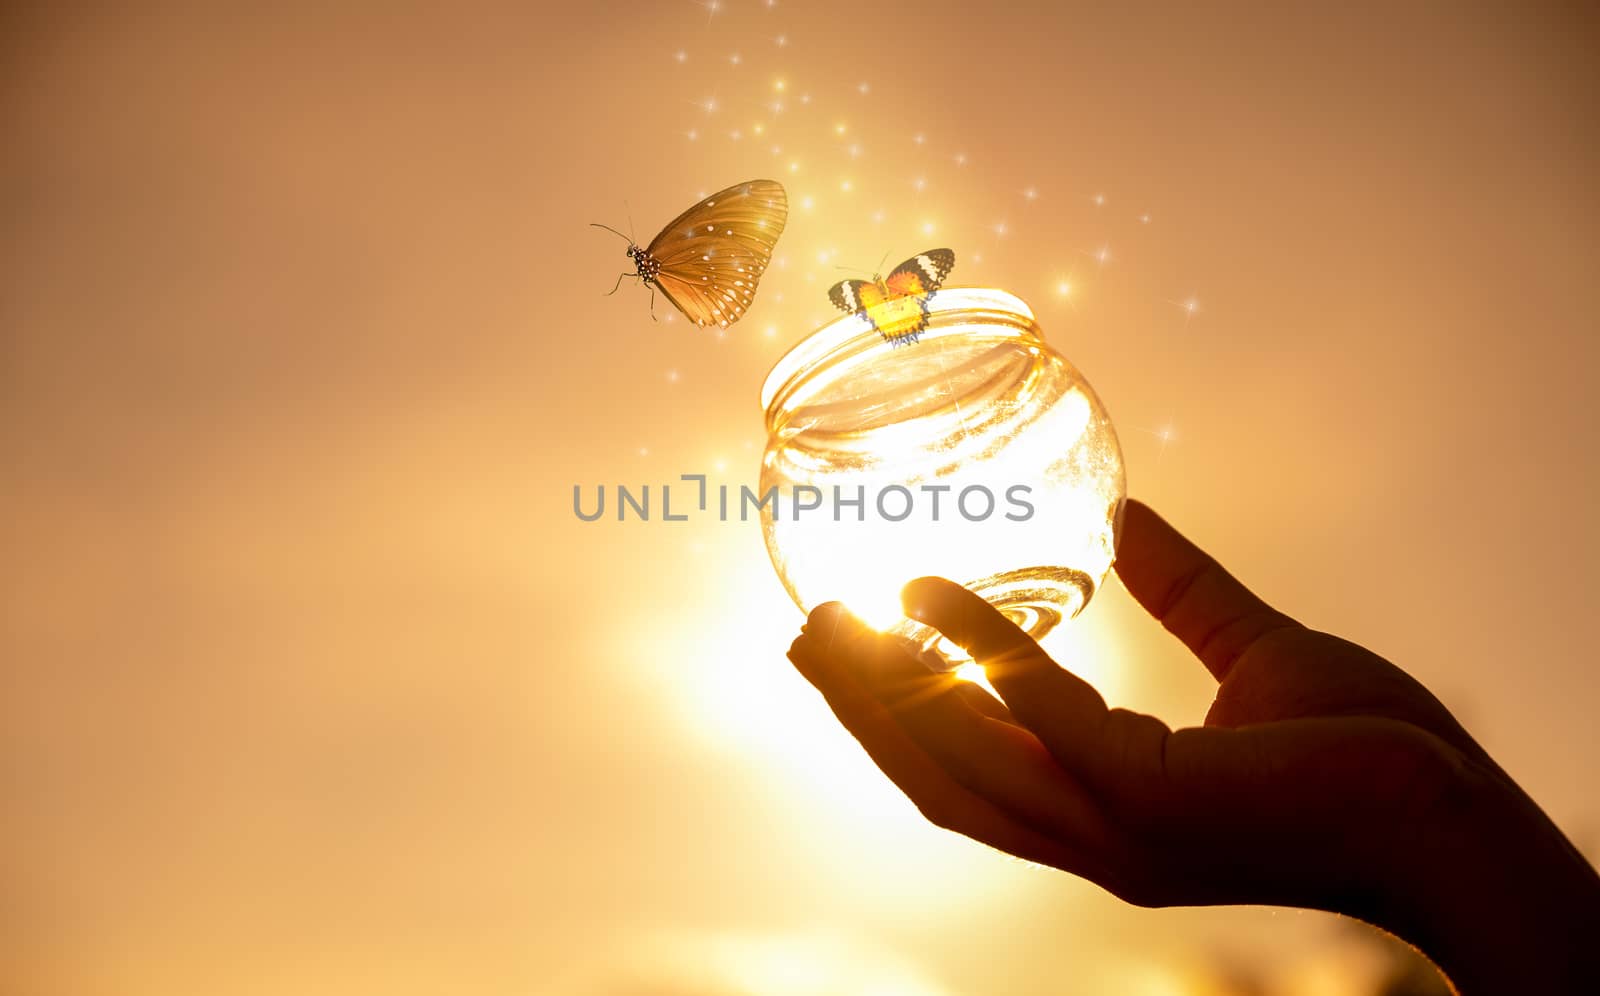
[
  {"x1": 876, "y1": 250, "x2": 890, "y2": 273},
  {"x1": 590, "y1": 222, "x2": 633, "y2": 244},
  {"x1": 624, "y1": 200, "x2": 636, "y2": 243}
]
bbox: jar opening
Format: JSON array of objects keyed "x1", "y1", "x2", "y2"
[{"x1": 759, "y1": 288, "x2": 1045, "y2": 434}]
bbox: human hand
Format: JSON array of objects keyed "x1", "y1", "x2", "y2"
[{"x1": 786, "y1": 500, "x2": 1599, "y2": 993}]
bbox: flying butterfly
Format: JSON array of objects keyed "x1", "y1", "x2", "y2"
[
  {"x1": 592, "y1": 179, "x2": 788, "y2": 329},
  {"x1": 827, "y1": 249, "x2": 956, "y2": 346}
]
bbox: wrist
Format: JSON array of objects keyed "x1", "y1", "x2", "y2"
[{"x1": 1376, "y1": 755, "x2": 1600, "y2": 993}]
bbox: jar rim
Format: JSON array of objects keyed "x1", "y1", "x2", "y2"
[{"x1": 759, "y1": 287, "x2": 1041, "y2": 429}]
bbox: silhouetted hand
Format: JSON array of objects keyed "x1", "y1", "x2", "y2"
[{"x1": 787, "y1": 500, "x2": 1599, "y2": 994}]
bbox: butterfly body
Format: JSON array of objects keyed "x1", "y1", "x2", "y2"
[
  {"x1": 624, "y1": 244, "x2": 662, "y2": 282},
  {"x1": 595, "y1": 179, "x2": 788, "y2": 329},
  {"x1": 828, "y1": 249, "x2": 955, "y2": 345}
]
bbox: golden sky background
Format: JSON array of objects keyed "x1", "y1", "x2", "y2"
[{"x1": 4, "y1": 2, "x2": 1598, "y2": 993}]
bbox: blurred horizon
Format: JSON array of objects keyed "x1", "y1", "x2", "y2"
[{"x1": 4, "y1": 2, "x2": 1597, "y2": 993}]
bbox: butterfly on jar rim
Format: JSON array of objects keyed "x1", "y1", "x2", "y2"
[
  {"x1": 826, "y1": 249, "x2": 956, "y2": 346},
  {"x1": 592, "y1": 179, "x2": 788, "y2": 330}
]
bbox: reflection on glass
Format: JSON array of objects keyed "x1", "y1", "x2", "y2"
[{"x1": 760, "y1": 288, "x2": 1126, "y2": 667}]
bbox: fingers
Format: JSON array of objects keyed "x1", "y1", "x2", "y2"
[
  {"x1": 1113, "y1": 499, "x2": 1300, "y2": 681},
  {"x1": 834, "y1": 621, "x2": 1112, "y2": 845},
  {"x1": 787, "y1": 604, "x2": 1109, "y2": 877},
  {"x1": 951, "y1": 680, "x2": 1016, "y2": 724},
  {"x1": 901, "y1": 577, "x2": 1114, "y2": 784}
]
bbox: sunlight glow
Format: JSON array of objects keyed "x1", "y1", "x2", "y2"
[
  {"x1": 632, "y1": 547, "x2": 1049, "y2": 910},
  {"x1": 621, "y1": 928, "x2": 952, "y2": 996}
]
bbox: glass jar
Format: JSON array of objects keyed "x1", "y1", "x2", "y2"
[{"x1": 758, "y1": 288, "x2": 1125, "y2": 667}]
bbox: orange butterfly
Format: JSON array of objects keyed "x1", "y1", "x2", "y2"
[
  {"x1": 827, "y1": 249, "x2": 956, "y2": 345},
  {"x1": 593, "y1": 179, "x2": 788, "y2": 329}
]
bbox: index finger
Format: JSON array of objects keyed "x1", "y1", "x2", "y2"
[
  {"x1": 786, "y1": 605, "x2": 1103, "y2": 874},
  {"x1": 901, "y1": 577, "x2": 1111, "y2": 778},
  {"x1": 1113, "y1": 499, "x2": 1299, "y2": 681}
]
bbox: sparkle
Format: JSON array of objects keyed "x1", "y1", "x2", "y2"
[
  {"x1": 799, "y1": 92, "x2": 811, "y2": 105},
  {"x1": 839, "y1": 179, "x2": 853, "y2": 193},
  {"x1": 834, "y1": 122, "x2": 847, "y2": 135},
  {"x1": 801, "y1": 195, "x2": 815, "y2": 210},
  {"x1": 992, "y1": 221, "x2": 1008, "y2": 237},
  {"x1": 1091, "y1": 192, "x2": 1106, "y2": 206},
  {"x1": 775, "y1": 33, "x2": 788, "y2": 47},
  {"x1": 1056, "y1": 280, "x2": 1073, "y2": 296},
  {"x1": 728, "y1": 52, "x2": 742, "y2": 66},
  {"x1": 972, "y1": 252, "x2": 983, "y2": 263},
  {"x1": 1092, "y1": 245, "x2": 1112, "y2": 264},
  {"x1": 770, "y1": 144, "x2": 782, "y2": 156},
  {"x1": 765, "y1": 324, "x2": 778, "y2": 337},
  {"x1": 764, "y1": 0, "x2": 777, "y2": 7},
  {"x1": 752, "y1": 122, "x2": 764, "y2": 135},
  {"x1": 1169, "y1": 295, "x2": 1202, "y2": 324},
  {"x1": 871, "y1": 209, "x2": 885, "y2": 223},
  {"x1": 921, "y1": 219, "x2": 936, "y2": 236},
  {"x1": 913, "y1": 133, "x2": 926, "y2": 145},
  {"x1": 667, "y1": 369, "x2": 681, "y2": 383},
  {"x1": 857, "y1": 81, "x2": 870, "y2": 94},
  {"x1": 773, "y1": 78, "x2": 786, "y2": 92},
  {"x1": 699, "y1": 96, "x2": 719, "y2": 114},
  {"x1": 1023, "y1": 186, "x2": 1038, "y2": 200},
  {"x1": 912, "y1": 176, "x2": 926, "y2": 192},
  {"x1": 674, "y1": 50, "x2": 687, "y2": 64},
  {"x1": 1142, "y1": 419, "x2": 1179, "y2": 461},
  {"x1": 686, "y1": 128, "x2": 698, "y2": 141},
  {"x1": 728, "y1": 129, "x2": 742, "y2": 141},
  {"x1": 768, "y1": 98, "x2": 785, "y2": 114},
  {"x1": 953, "y1": 151, "x2": 967, "y2": 166},
  {"x1": 846, "y1": 142, "x2": 862, "y2": 158},
  {"x1": 788, "y1": 160, "x2": 801, "y2": 173},
  {"x1": 699, "y1": 0, "x2": 721, "y2": 25},
  {"x1": 638, "y1": 447, "x2": 650, "y2": 457},
  {"x1": 1140, "y1": 213, "x2": 1151, "y2": 223}
]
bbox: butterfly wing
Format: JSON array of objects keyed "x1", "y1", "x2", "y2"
[
  {"x1": 648, "y1": 179, "x2": 788, "y2": 328},
  {"x1": 883, "y1": 249, "x2": 956, "y2": 299},
  {"x1": 853, "y1": 250, "x2": 956, "y2": 345},
  {"x1": 828, "y1": 278, "x2": 871, "y2": 314},
  {"x1": 856, "y1": 279, "x2": 931, "y2": 344},
  {"x1": 828, "y1": 276, "x2": 923, "y2": 342}
]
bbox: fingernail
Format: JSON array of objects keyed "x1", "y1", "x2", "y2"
[
  {"x1": 807, "y1": 601, "x2": 844, "y2": 626},
  {"x1": 811, "y1": 601, "x2": 864, "y2": 635},
  {"x1": 900, "y1": 576, "x2": 945, "y2": 616}
]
